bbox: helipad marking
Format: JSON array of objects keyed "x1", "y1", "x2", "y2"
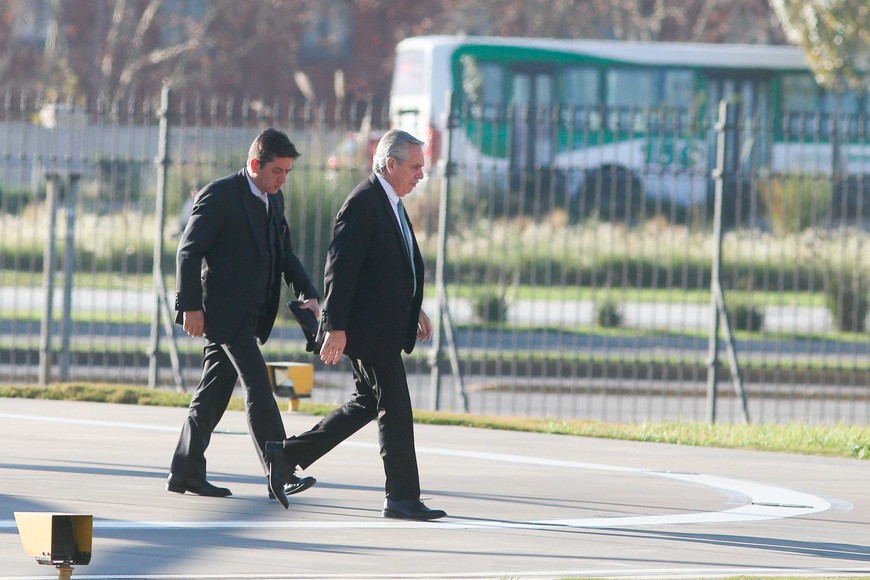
[{"x1": 0, "y1": 412, "x2": 833, "y2": 531}]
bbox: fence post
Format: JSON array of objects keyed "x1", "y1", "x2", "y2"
[
  {"x1": 38, "y1": 175, "x2": 61, "y2": 385},
  {"x1": 428, "y1": 91, "x2": 467, "y2": 412},
  {"x1": 706, "y1": 100, "x2": 750, "y2": 424},
  {"x1": 58, "y1": 174, "x2": 80, "y2": 381},
  {"x1": 148, "y1": 85, "x2": 185, "y2": 390}
]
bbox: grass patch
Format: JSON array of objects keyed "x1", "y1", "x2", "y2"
[
  {"x1": 2, "y1": 383, "x2": 867, "y2": 461},
  {"x1": 0, "y1": 382, "x2": 254, "y2": 411},
  {"x1": 447, "y1": 283, "x2": 826, "y2": 307}
]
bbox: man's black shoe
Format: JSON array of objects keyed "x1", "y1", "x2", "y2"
[
  {"x1": 268, "y1": 473, "x2": 316, "y2": 500},
  {"x1": 382, "y1": 498, "x2": 446, "y2": 520},
  {"x1": 264, "y1": 441, "x2": 291, "y2": 509},
  {"x1": 166, "y1": 476, "x2": 232, "y2": 497}
]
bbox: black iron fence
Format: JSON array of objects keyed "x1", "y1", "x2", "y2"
[{"x1": 1, "y1": 89, "x2": 868, "y2": 424}]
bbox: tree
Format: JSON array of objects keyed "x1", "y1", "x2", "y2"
[
  {"x1": 429, "y1": 0, "x2": 783, "y2": 43},
  {"x1": 772, "y1": 0, "x2": 870, "y2": 93},
  {"x1": 0, "y1": 0, "x2": 798, "y2": 110},
  {"x1": 16, "y1": 0, "x2": 313, "y2": 110}
]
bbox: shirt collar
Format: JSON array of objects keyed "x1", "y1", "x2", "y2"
[
  {"x1": 244, "y1": 167, "x2": 269, "y2": 206},
  {"x1": 376, "y1": 173, "x2": 401, "y2": 207}
]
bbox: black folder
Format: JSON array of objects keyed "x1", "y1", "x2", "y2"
[{"x1": 287, "y1": 300, "x2": 321, "y2": 354}]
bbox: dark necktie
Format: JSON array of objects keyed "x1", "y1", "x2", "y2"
[{"x1": 397, "y1": 200, "x2": 416, "y2": 296}]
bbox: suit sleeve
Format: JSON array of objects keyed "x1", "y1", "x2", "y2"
[
  {"x1": 175, "y1": 185, "x2": 225, "y2": 313},
  {"x1": 279, "y1": 212, "x2": 320, "y2": 301},
  {"x1": 322, "y1": 194, "x2": 373, "y2": 330}
]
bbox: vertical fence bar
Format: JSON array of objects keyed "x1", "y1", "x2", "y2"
[
  {"x1": 427, "y1": 91, "x2": 446, "y2": 409},
  {"x1": 707, "y1": 100, "x2": 750, "y2": 424},
  {"x1": 148, "y1": 85, "x2": 184, "y2": 389},
  {"x1": 58, "y1": 174, "x2": 79, "y2": 381},
  {"x1": 428, "y1": 91, "x2": 467, "y2": 412},
  {"x1": 38, "y1": 175, "x2": 61, "y2": 385},
  {"x1": 706, "y1": 101, "x2": 730, "y2": 423}
]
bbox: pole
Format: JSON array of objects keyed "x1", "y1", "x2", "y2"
[
  {"x1": 148, "y1": 84, "x2": 185, "y2": 389},
  {"x1": 58, "y1": 174, "x2": 80, "y2": 381},
  {"x1": 428, "y1": 92, "x2": 467, "y2": 411},
  {"x1": 706, "y1": 101, "x2": 729, "y2": 424},
  {"x1": 706, "y1": 100, "x2": 750, "y2": 424},
  {"x1": 39, "y1": 175, "x2": 61, "y2": 385}
]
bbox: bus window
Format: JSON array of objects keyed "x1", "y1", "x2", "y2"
[
  {"x1": 562, "y1": 67, "x2": 598, "y2": 106},
  {"x1": 663, "y1": 70, "x2": 695, "y2": 108},
  {"x1": 821, "y1": 90, "x2": 860, "y2": 114},
  {"x1": 392, "y1": 49, "x2": 425, "y2": 96},
  {"x1": 783, "y1": 72, "x2": 862, "y2": 114},
  {"x1": 479, "y1": 63, "x2": 505, "y2": 108},
  {"x1": 607, "y1": 69, "x2": 658, "y2": 107},
  {"x1": 781, "y1": 74, "x2": 818, "y2": 112},
  {"x1": 607, "y1": 68, "x2": 693, "y2": 108}
]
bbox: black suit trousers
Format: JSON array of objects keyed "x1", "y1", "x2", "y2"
[
  {"x1": 170, "y1": 316, "x2": 286, "y2": 481},
  {"x1": 284, "y1": 352, "x2": 421, "y2": 500}
]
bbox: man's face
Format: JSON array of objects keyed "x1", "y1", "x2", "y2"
[
  {"x1": 384, "y1": 144, "x2": 424, "y2": 197},
  {"x1": 249, "y1": 156, "x2": 295, "y2": 194}
]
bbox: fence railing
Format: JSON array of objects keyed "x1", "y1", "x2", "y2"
[{"x1": 1, "y1": 90, "x2": 868, "y2": 424}]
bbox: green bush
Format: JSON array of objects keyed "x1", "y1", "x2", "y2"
[
  {"x1": 825, "y1": 268, "x2": 869, "y2": 333},
  {"x1": 0, "y1": 186, "x2": 34, "y2": 215},
  {"x1": 760, "y1": 174, "x2": 832, "y2": 235},
  {"x1": 473, "y1": 291, "x2": 508, "y2": 324},
  {"x1": 729, "y1": 301, "x2": 765, "y2": 332},
  {"x1": 596, "y1": 299, "x2": 624, "y2": 328}
]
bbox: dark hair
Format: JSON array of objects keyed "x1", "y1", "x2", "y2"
[{"x1": 247, "y1": 128, "x2": 301, "y2": 165}]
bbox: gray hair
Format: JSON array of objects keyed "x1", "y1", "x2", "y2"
[{"x1": 372, "y1": 129, "x2": 424, "y2": 175}]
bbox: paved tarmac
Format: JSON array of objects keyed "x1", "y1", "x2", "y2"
[{"x1": 1, "y1": 397, "x2": 868, "y2": 580}]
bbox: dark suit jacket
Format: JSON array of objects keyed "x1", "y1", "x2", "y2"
[
  {"x1": 319, "y1": 174, "x2": 424, "y2": 361},
  {"x1": 175, "y1": 169, "x2": 319, "y2": 344}
]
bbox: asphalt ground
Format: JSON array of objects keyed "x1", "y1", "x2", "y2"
[{"x1": 0, "y1": 397, "x2": 868, "y2": 580}]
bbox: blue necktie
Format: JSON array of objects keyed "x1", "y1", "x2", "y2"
[{"x1": 397, "y1": 200, "x2": 416, "y2": 296}]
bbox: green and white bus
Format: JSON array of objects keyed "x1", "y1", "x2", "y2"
[{"x1": 389, "y1": 35, "x2": 869, "y2": 212}]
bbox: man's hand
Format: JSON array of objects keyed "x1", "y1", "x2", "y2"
[
  {"x1": 319, "y1": 330, "x2": 346, "y2": 365},
  {"x1": 417, "y1": 309, "x2": 432, "y2": 341},
  {"x1": 183, "y1": 310, "x2": 205, "y2": 337}
]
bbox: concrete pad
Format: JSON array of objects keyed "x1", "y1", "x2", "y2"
[{"x1": 0, "y1": 398, "x2": 868, "y2": 579}]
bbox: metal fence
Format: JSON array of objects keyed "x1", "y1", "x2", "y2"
[{"x1": 1, "y1": 89, "x2": 868, "y2": 425}]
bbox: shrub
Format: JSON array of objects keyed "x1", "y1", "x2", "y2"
[
  {"x1": 0, "y1": 186, "x2": 34, "y2": 215},
  {"x1": 596, "y1": 299, "x2": 624, "y2": 328},
  {"x1": 760, "y1": 173, "x2": 832, "y2": 235},
  {"x1": 825, "y1": 268, "x2": 869, "y2": 333},
  {"x1": 729, "y1": 302, "x2": 765, "y2": 332},
  {"x1": 473, "y1": 291, "x2": 508, "y2": 324}
]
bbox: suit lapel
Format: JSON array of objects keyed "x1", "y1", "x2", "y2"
[
  {"x1": 236, "y1": 171, "x2": 269, "y2": 255},
  {"x1": 372, "y1": 175, "x2": 414, "y2": 264}
]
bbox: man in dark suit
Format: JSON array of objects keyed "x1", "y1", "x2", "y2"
[
  {"x1": 264, "y1": 129, "x2": 446, "y2": 520},
  {"x1": 168, "y1": 128, "x2": 320, "y2": 500}
]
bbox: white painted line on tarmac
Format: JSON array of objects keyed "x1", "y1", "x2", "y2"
[
  {"x1": 0, "y1": 412, "x2": 180, "y2": 432},
  {"x1": 0, "y1": 412, "x2": 833, "y2": 532},
  {"x1": 6, "y1": 567, "x2": 870, "y2": 580}
]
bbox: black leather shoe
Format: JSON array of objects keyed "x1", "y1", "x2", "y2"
[
  {"x1": 264, "y1": 441, "x2": 290, "y2": 509},
  {"x1": 268, "y1": 473, "x2": 316, "y2": 500},
  {"x1": 166, "y1": 476, "x2": 232, "y2": 497},
  {"x1": 382, "y1": 498, "x2": 446, "y2": 520}
]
